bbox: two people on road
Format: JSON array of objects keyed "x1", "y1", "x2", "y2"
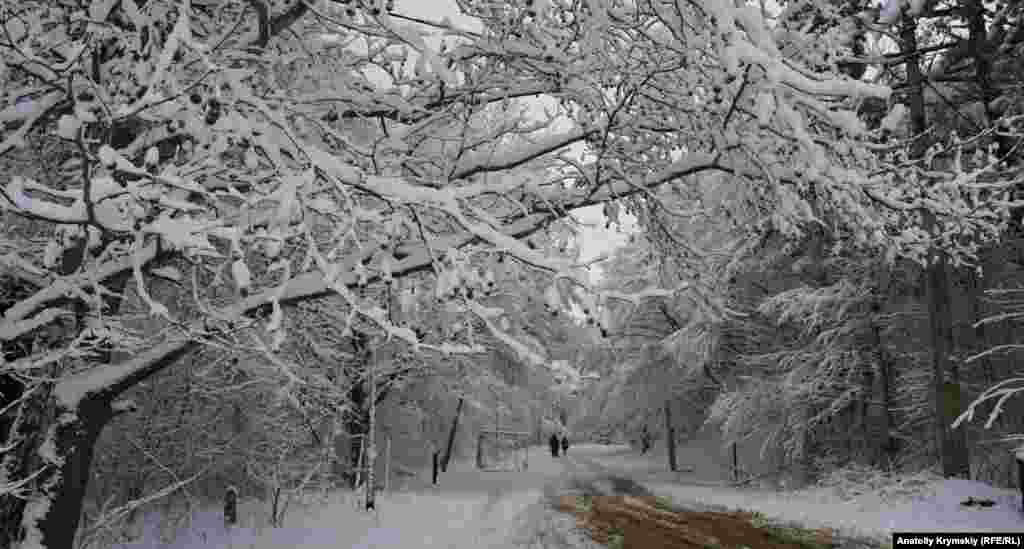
[{"x1": 549, "y1": 433, "x2": 570, "y2": 457}]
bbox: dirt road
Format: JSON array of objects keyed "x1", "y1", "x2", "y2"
[
  {"x1": 506, "y1": 445, "x2": 885, "y2": 549},
  {"x1": 556, "y1": 447, "x2": 887, "y2": 549},
  {"x1": 406, "y1": 444, "x2": 883, "y2": 548}
]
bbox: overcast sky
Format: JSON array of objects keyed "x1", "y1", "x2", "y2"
[{"x1": 392, "y1": 0, "x2": 637, "y2": 280}]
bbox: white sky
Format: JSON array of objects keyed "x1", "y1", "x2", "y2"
[
  {"x1": 572, "y1": 205, "x2": 635, "y2": 267},
  {"x1": 392, "y1": 0, "x2": 636, "y2": 280}
]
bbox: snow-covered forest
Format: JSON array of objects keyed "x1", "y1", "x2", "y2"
[{"x1": 1, "y1": 0, "x2": 1023, "y2": 547}]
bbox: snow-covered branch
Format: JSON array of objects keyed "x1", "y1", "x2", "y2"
[{"x1": 452, "y1": 127, "x2": 597, "y2": 180}]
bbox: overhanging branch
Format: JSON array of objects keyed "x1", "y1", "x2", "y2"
[{"x1": 50, "y1": 151, "x2": 727, "y2": 409}]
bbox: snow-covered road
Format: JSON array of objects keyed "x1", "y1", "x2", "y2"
[
  {"x1": 113, "y1": 445, "x2": 603, "y2": 549},
  {"x1": 112, "y1": 442, "x2": 1024, "y2": 548}
]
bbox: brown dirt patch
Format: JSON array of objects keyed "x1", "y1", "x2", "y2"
[{"x1": 555, "y1": 495, "x2": 834, "y2": 549}]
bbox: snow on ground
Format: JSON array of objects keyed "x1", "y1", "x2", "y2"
[
  {"x1": 109, "y1": 446, "x2": 573, "y2": 549},
  {"x1": 579, "y1": 443, "x2": 1024, "y2": 543},
  {"x1": 575, "y1": 436, "x2": 736, "y2": 487},
  {"x1": 101, "y1": 441, "x2": 1024, "y2": 549},
  {"x1": 112, "y1": 490, "x2": 540, "y2": 549}
]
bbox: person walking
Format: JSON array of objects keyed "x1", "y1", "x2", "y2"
[
  {"x1": 549, "y1": 433, "x2": 560, "y2": 458},
  {"x1": 561, "y1": 434, "x2": 569, "y2": 456}
]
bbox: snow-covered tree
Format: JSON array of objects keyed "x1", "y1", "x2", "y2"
[
  {"x1": 861, "y1": 0, "x2": 1024, "y2": 479},
  {"x1": 691, "y1": 0, "x2": 1024, "y2": 485},
  {"x1": 0, "y1": 0, "x2": 964, "y2": 546}
]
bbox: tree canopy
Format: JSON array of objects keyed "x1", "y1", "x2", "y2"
[{"x1": 4, "y1": 0, "x2": 1024, "y2": 547}]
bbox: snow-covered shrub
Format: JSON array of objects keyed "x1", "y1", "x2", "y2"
[{"x1": 816, "y1": 463, "x2": 942, "y2": 504}]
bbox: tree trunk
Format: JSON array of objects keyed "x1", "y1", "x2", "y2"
[
  {"x1": 536, "y1": 410, "x2": 542, "y2": 446},
  {"x1": 441, "y1": 397, "x2": 464, "y2": 473},
  {"x1": 0, "y1": 389, "x2": 47, "y2": 548},
  {"x1": 432, "y1": 451, "x2": 440, "y2": 485},
  {"x1": 866, "y1": 269, "x2": 897, "y2": 467},
  {"x1": 924, "y1": 178, "x2": 970, "y2": 478},
  {"x1": 865, "y1": 343, "x2": 896, "y2": 467},
  {"x1": 962, "y1": 0, "x2": 1001, "y2": 432},
  {"x1": 365, "y1": 344, "x2": 376, "y2": 511},
  {"x1": 901, "y1": 14, "x2": 969, "y2": 479},
  {"x1": 792, "y1": 404, "x2": 813, "y2": 488},
  {"x1": 342, "y1": 407, "x2": 369, "y2": 489},
  {"x1": 0, "y1": 259, "x2": 132, "y2": 549},
  {"x1": 476, "y1": 432, "x2": 485, "y2": 469},
  {"x1": 0, "y1": 394, "x2": 114, "y2": 549},
  {"x1": 664, "y1": 400, "x2": 677, "y2": 472},
  {"x1": 341, "y1": 338, "x2": 373, "y2": 490},
  {"x1": 968, "y1": 264, "x2": 997, "y2": 391}
]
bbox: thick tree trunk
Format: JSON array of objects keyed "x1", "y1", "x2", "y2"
[
  {"x1": 441, "y1": 397, "x2": 464, "y2": 473},
  {"x1": 0, "y1": 386, "x2": 51, "y2": 548},
  {"x1": 38, "y1": 398, "x2": 114, "y2": 549},
  {"x1": 0, "y1": 394, "x2": 114, "y2": 549},
  {"x1": 865, "y1": 354, "x2": 895, "y2": 466},
  {"x1": 962, "y1": 0, "x2": 1003, "y2": 433},
  {"x1": 923, "y1": 169, "x2": 970, "y2": 479},
  {"x1": 0, "y1": 261, "x2": 132, "y2": 549},
  {"x1": 664, "y1": 400, "x2": 677, "y2": 472},
  {"x1": 901, "y1": 14, "x2": 969, "y2": 479},
  {"x1": 866, "y1": 291, "x2": 896, "y2": 467}
]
